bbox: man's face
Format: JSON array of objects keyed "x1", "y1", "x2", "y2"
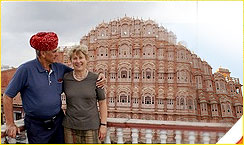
[{"x1": 43, "y1": 48, "x2": 59, "y2": 64}]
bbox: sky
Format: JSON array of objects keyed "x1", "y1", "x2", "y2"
[{"x1": 1, "y1": 1, "x2": 243, "y2": 84}]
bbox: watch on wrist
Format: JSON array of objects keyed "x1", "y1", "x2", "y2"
[{"x1": 100, "y1": 123, "x2": 107, "y2": 126}]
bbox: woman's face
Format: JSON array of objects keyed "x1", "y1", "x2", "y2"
[{"x1": 71, "y1": 51, "x2": 87, "y2": 71}]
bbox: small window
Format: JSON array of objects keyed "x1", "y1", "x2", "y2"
[
  {"x1": 121, "y1": 70, "x2": 127, "y2": 78},
  {"x1": 145, "y1": 96, "x2": 151, "y2": 104}
]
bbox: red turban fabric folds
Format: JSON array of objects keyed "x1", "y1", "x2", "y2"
[{"x1": 30, "y1": 32, "x2": 58, "y2": 51}]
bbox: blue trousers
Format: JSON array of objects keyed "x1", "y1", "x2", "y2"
[{"x1": 24, "y1": 111, "x2": 65, "y2": 144}]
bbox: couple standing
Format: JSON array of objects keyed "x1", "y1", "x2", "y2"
[{"x1": 3, "y1": 32, "x2": 107, "y2": 144}]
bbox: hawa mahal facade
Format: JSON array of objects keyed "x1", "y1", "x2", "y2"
[{"x1": 60, "y1": 16, "x2": 242, "y2": 123}]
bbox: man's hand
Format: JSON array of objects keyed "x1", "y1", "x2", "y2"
[
  {"x1": 3, "y1": 94, "x2": 19, "y2": 138},
  {"x1": 99, "y1": 125, "x2": 107, "y2": 141},
  {"x1": 96, "y1": 73, "x2": 106, "y2": 88},
  {"x1": 6, "y1": 124, "x2": 20, "y2": 138}
]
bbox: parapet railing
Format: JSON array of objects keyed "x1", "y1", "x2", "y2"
[{"x1": 1, "y1": 118, "x2": 233, "y2": 144}]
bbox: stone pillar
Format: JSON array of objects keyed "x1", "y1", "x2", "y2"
[
  {"x1": 217, "y1": 132, "x2": 225, "y2": 141},
  {"x1": 160, "y1": 130, "x2": 167, "y2": 144},
  {"x1": 105, "y1": 128, "x2": 111, "y2": 144},
  {"x1": 1, "y1": 137, "x2": 6, "y2": 144},
  {"x1": 145, "y1": 129, "x2": 152, "y2": 144},
  {"x1": 202, "y1": 132, "x2": 210, "y2": 144},
  {"x1": 188, "y1": 131, "x2": 196, "y2": 144},
  {"x1": 131, "y1": 128, "x2": 139, "y2": 144},
  {"x1": 25, "y1": 131, "x2": 28, "y2": 143},
  {"x1": 117, "y1": 128, "x2": 124, "y2": 144},
  {"x1": 7, "y1": 137, "x2": 16, "y2": 144},
  {"x1": 175, "y1": 130, "x2": 182, "y2": 144}
]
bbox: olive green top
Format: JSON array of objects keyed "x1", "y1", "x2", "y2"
[{"x1": 62, "y1": 71, "x2": 105, "y2": 130}]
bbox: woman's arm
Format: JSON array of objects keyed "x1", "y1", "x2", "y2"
[{"x1": 98, "y1": 99, "x2": 107, "y2": 141}]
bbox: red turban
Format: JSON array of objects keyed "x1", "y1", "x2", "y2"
[{"x1": 30, "y1": 32, "x2": 58, "y2": 51}]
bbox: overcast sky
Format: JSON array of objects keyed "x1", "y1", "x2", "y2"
[{"x1": 1, "y1": 1, "x2": 243, "y2": 84}]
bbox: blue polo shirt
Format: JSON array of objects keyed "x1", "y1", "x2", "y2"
[{"x1": 5, "y1": 58, "x2": 72, "y2": 119}]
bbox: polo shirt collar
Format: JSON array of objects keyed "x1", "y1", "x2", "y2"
[{"x1": 35, "y1": 58, "x2": 55, "y2": 73}]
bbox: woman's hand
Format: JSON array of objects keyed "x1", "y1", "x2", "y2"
[
  {"x1": 96, "y1": 73, "x2": 106, "y2": 88},
  {"x1": 99, "y1": 125, "x2": 107, "y2": 141}
]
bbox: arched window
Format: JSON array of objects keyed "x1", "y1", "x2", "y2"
[
  {"x1": 118, "y1": 94, "x2": 130, "y2": 103},
  {"x1": 188, "y1": 99, "x2": 193, "y2": 110},
  {"x1": 221, "y1": 104, "x2": 225, "y2": 113},
  {"x1": 145, "y1": 96, "x2": 151, "y2": 104},
  {"x1": 201, "y1": 103, "x2": 208, "y2": 115},
  {"x1": 207, "y1": 80, "x2": 213, "y2": 91},
  {"x1": 133, "y1": 98, "x2": 139, "y2": 104},
  {"x1": 220, "y1": 82, "x2": 225, "y2": 90},
  {"x1": 110, "y1": 49, "x2": 117, "y2": 57},
  {"x1": 121, "y1": 70, "x2": 127, "y2": 78},
  {"x1": 119, "y1": 44, "x2": 131, "y2": 58},
  {"x1": 177, "y1": 98, "x2": 180, "y2": 106},
  {"x1": 134, "y1": 71, "x2": 140, "y2": 80},
  {"x1": 180, "y1": 98, "x2": 185, "y2": 109},
  {"x1": 168, "y1": 52, "x2": 174, "y2": 61},
  {"x1": 226, "y1": 103, "x2": 232, "y2": 116},
  {"x1": 142, "y1": 66, "x2": 155, "y2": 81},
  {"x1": 157, "y1": 99, "x2": 164, "y2": 105},
  {"x1": 142, "y1": 95, "x2": 154, "y2": 105},
  {"x1": 196, "y1": 76, "x2": 202, "y2": 89},
  {"x1": 120, "y1": 94, "x2": 127, "y2": 103},
  {"x1": 180, "y1": 98, "x2": 184, "y2": 105},
  {"x1": 236, "y1": 106, "x2": 242, "y2": 118},
  {"x1": 211, "y1": 104, "x2": 218, "y2": 116},
  {"x1": 216, "y1": 82, "x2": 220, "y2": 90},
  {"x1": 110, "y1": 72, "x2": 116, "y2": 79},
  {"x1": 143, "y1": 45, "x2": 154, "y2": 57},
  {"x1": 97, "y1": 47, "x2": 108, "y2": 58},
  {"x1": 167, "y1": 99, "x2": 174, "y2": 109},
  {"x1": 121, "y1": 25, "x2": 129, "y2": 37},
  {"x1": 146, "y1": 69, "x2": 151, "y2": 79},
  {"x1": 119, "y1": 66, "x2": 130, "y2": 80},
  {"x1": 145, "y1": 24, "x2": 153, "y2": 36},
  {"x1": 109, "y1": 97, "x2": 114, "y2": 103}
]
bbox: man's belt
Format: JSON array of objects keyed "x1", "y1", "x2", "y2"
[{"x1": 25, "y1": 110, "x2": 63, "y2": 122}]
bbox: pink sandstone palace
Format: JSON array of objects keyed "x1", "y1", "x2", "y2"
[{"x1": 61, "y1": 16, "x2": 243, "y2": 123}]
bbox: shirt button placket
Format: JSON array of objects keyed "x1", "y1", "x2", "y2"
[
  {"x1": 47, "y1": 71, "x2": 52, "y2": 86},
  {"x1": 48, "y1": 75, "x2": 51, "y2": 85}
]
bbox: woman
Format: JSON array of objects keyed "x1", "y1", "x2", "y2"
[{"x1": 62, "y1": 44, "x2": 107, "y2": 144}]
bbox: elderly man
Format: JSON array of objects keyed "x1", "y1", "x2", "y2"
[{"x1": 3, "y1": 32, "x2": 105, "y2": 143}]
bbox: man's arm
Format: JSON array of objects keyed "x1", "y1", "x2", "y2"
[
  {"x1": 96, "y1": 73, "x2": 106, "y2": 88},
  {"x1": 98, "y1": 99, "x2": 107, "y2": 141},
  {"x1": 3, "y1": 94, "x2": 20, "y2": 138}
]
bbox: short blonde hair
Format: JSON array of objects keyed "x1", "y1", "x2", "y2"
[{"x1": 68, "y1": 44, "x2": 89, "y2": 60}]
